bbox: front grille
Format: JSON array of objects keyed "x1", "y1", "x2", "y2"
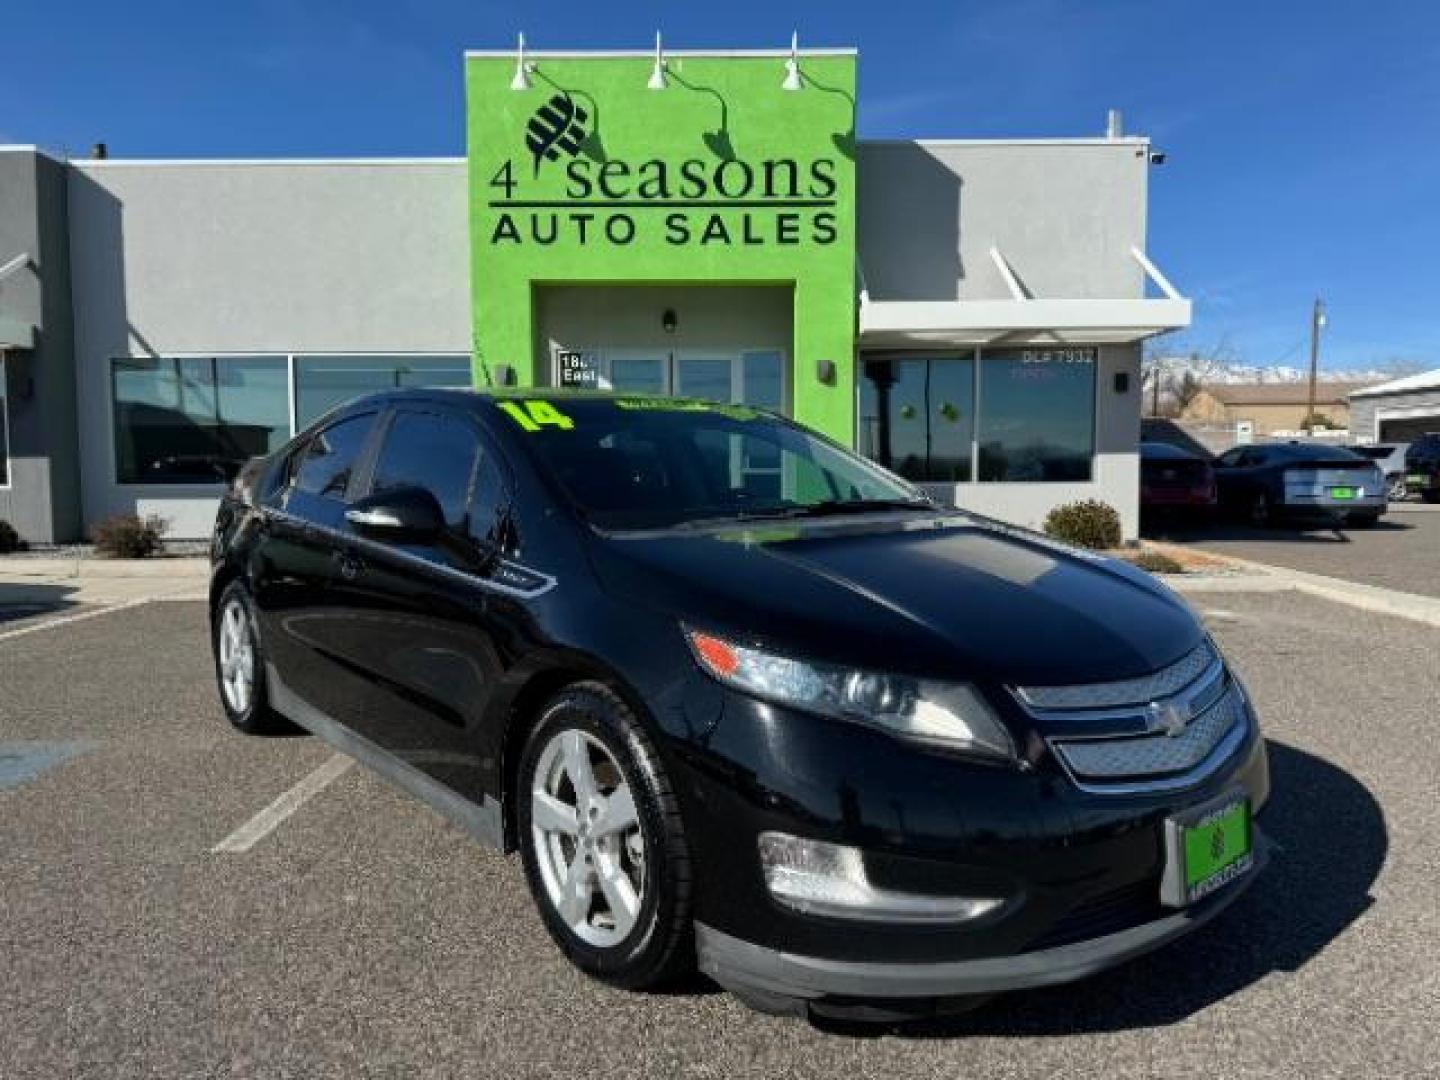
[
  {"x1": 1024, "y1": 880, "x2": 1163, "y2": 953},
  {"x1": 1015, "y1": 641, "x2": 1217, "y2": 710},
  {"x1": 1053, "y1": 686, "x2": 1246, "y2": 782},
  {"x1": 1013, "y1": 641, "x2": 1251, "y2": 793}
]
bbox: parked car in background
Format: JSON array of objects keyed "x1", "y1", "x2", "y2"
[
  {"x1": 1351, "y1": 443, "x2": 1410, "y2": 502},
  {"x1": 1213, "y1": 442, "x2": 1386, "y2": 527},
  {"x1": 1140, "y1": 442, "x2": 1216, "y2": 517},
  {"x1": 1402, "y1": 433, "x2": 1440, "y2": 502}
]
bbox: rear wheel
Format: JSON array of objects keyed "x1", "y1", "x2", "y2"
[
  {"x1": 517, "y1": 683, "x2": 694, "y2": 990},
  {"x1": 211, "y1": 581, "x2": 288, "y2": 734}
]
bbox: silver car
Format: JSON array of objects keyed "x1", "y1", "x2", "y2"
[{"x1": 1352, "y1": 443, "x2": 1410, "y2": 502}]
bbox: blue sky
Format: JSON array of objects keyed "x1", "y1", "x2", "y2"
[{"x1": 6, "y1": 0, "x2": 1438, "y2": 372}]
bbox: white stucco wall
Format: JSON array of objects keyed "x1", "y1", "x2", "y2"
[{"x1": 67, "y1": 159, "x2": 471, "y2": 537}]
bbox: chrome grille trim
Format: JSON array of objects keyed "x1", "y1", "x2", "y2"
[
  {"x1": 1015, "y1": 641, "x2": 1217, "y2": 710},
  {"x1": 1053, "y1": 686, "x2": 1246, "y2": 781}
]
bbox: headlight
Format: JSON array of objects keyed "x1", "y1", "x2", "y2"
[{"x1": 684, "y1": 628, "x2": 1016, "y2": 761}]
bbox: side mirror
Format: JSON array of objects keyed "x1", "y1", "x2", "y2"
[{"x1": 345, "y1": 486, "x2": 446, "y2": 542}]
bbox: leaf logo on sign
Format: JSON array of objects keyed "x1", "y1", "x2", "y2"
[{"x1": 525, "y1": 93, "x2": 589, "y2": 176}]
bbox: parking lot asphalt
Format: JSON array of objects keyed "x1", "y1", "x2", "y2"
[
  {"x1": 1147, "y1": 506, "x2": 1440, "y2": 598},
  {"x1": 2, "y1": 597, "x2": 1437, "y2": 1078}
]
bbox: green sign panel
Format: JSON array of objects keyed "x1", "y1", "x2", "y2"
[{"x1": 465, "y1": 50, "x2": 858, "y2": 443}]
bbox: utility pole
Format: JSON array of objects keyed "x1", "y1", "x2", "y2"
[{"x1": 1305, "y1": 297, "x2": 1326, "y2": 433}]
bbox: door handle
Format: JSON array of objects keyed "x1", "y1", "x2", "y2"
[{"x1": 334, "y1": 550, "x2": 364, "y2": 582}]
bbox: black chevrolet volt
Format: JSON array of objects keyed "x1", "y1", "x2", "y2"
[{"x1": 209, "y1": 389, "x2": 1270, "y2": 1020}]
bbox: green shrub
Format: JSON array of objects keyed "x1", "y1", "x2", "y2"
[
  {"x1": 0, "y1": 519, "x2": 24, "y2": 554},
  {"x1": 1126, "y1": 551, "x2": 1185, "y2": 575},
  {"x1": 1043, "y1": 500, "x2": 1123, "y2": 551},
  {"x1": 92, "y1": 514, "x2": 168, "y2": 559}
]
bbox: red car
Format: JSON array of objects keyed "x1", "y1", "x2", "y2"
[{"x1": 1141, "y1": 442, "x2": 1217, "y2": 515}]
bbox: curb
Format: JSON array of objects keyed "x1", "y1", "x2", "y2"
[{"x1": 1145, "y1": 541, "x2": 1440, "y2": 629}]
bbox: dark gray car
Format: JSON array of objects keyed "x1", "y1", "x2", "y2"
[{"x1": 1214, "y1": 442, "x2": 1386, "y2": 527}]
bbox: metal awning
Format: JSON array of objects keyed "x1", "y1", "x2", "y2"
[
  {"x1": 859, "y1": 246, "x2": 1191, "y2": 347},
  {"x1": 0, "y1": 251, "x2": 36, "y2": 349}
]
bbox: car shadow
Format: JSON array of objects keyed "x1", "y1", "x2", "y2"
[
  {"x1": 827, "y1": 740, "x2": 1386, "y2": 1038},
  {"x1": 0, "y1": 581, "x2": 83, "y2": 625}
]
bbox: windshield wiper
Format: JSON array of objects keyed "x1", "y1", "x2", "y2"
[
  {"x1": 671, "y1": 498, "x2": 933, "y2": 530},
  {"x1": 791, "y1": 498, "x2": 935, "y2": 517}
]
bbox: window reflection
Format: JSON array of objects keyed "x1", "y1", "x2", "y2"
[
  {"x1": 294, "y1": 355, "x2": 472, "y2": 429},
  {"x1": 978, "y1": 349, "x2": 1095, "y2": 482},
  {"x1": 112, "y1": 357, "x2": 289, "y2": 485},
  {"x1": 859, "y1": 355, "x2": 975, "y2": 482}
]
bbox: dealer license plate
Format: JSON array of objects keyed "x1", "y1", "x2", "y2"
[
  {"x1": 1328, "y1": 486, "x2": 1356, "y2": 500},
  {"x1": 1161, "y1": 794, "x2": 1253, "y2": 907}
]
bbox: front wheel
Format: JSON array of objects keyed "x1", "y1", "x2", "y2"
[{"x1": 517, "y1": 683, "x2": 694, "y2": 990}]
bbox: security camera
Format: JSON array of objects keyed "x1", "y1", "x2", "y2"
[{"x1": 1149, "y1": 151, "x2": 1167, "y2": 165}]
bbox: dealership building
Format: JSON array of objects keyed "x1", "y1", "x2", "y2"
[{"x1": 0, "y1": 45, "x2": 1189, "y2": 544}]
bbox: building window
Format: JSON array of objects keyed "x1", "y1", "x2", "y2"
[
  {"x1": 859, "y1": 355, "x2": 975, "y2": 482},
  {"x1": 859, "y1": 348, "x2": 1097, "y2": 484},
  {"x1": 977, "y1": 348, "x2": 1096, "y2": 482},
  {"x1": 294, "y1": 355, "x2": 472, "y2": 429},
  {"x1": 0, "y1": 355, "x2": 9, "y2": 487},
  {"x1": 112, "y1": 357, "x2": 290, "y2": 485}
]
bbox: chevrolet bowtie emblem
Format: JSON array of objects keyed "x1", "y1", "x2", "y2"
[{"x1": 1146, "y1": 699, "x2": 1191, "y2": 737}]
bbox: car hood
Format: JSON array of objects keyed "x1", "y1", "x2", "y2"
[{"x1": 590, "y1": 514, "x2": 1203, "y2": 688}]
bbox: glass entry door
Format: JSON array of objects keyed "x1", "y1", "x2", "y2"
[{"x1": 554, "y1": 348, "x2": 785, "y2": 416}]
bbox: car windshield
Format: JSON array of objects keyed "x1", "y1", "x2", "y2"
[{"x1": 499, "y1": 396, "x2": 931, "y2": 530}]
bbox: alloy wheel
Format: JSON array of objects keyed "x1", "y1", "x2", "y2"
[
  {"x1": 217, "y1": 598, "x2": 255, "y2": 715},
  {"x1": 530, "y1": 729, "x2": 645, "y2": 947},
  {"x1": 1388, "y1": 477, "x2": 1408, "y2": 502}
]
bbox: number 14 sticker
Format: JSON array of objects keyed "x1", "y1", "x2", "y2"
[{"x1": 498, "y1": 400, "x2": 575, "y2": 432}]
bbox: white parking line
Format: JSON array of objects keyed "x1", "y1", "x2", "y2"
[
  {"x1": 0, "y1": 598, "x2": 151, "y2": 643},
  {"x1": 211, "y1": 753, "x2": 355, "y2": 854}
]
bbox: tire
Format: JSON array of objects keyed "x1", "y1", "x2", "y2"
[
  {"x1": 1423, "y1": 490, "x2": 1440, "y2": 505},
  {"x1": 211, "y1": 580, "x2": 289, "y2": 735},
  {"x1": 516, "y1": 682, "x2": 694, "y2": 990},
  {"x1": 1347, "y1": 512, "x2": 1381, "y2": 529}
]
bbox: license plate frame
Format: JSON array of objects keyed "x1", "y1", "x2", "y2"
[{"x1": 1160, "y1": 791, "x2": 1254, "y2": 908}]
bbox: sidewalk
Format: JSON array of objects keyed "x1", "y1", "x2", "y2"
[
  {"x1": 0, "y1": 555, "x2": 209, "y2": 604},
  {"x1": 1152, "y1": 541, "x2": 1440, "y2": 630}
]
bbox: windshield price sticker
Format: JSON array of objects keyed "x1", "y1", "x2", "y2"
[{"x1": 498, "y1": 400, "x2": 576, "y2": 432}]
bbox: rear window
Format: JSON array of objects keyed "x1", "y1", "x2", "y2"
[
  {"x1": 1353, "y1": 447, "x2": 1393, "y2": 460},
  {"x1": 1270, "y1": 443, "x2": 1365, "y2": 463}
]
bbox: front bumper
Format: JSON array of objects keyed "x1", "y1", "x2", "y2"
[{"x1": 698, "y1": 831, "x2": 1270, "y2": 1005}]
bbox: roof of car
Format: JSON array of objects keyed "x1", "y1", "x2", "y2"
[{"x1": 1140, "y1": 442, "x2": 1206, "y2": 460}]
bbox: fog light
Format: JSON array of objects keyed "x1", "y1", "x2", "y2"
[{"x1": 758, "y1": 832, "x2": 1004, "y2": 924}]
